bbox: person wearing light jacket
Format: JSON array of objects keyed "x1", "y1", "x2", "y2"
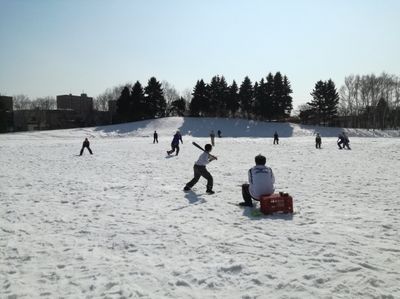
[
  {"x1": 240, "y1": 154, "x2": 275, "y2": 207},
  {"x1": 184, "y1": 144, "x2": 217, "y2": 194}
]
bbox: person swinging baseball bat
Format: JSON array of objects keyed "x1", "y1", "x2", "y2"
[{"x1": 183, "y1": 143, "x2": 217, "y2": 194}]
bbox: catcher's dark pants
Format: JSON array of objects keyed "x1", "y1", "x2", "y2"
[
  {"x1": 185, "y1": 165, "x2": 213, "y2": 191},
  {"x1": 80, "y1": 145, "x2": 93, "y2": 155},
  {"x1": 242, "y1": 183, "x2": 256, "y2": 205}
]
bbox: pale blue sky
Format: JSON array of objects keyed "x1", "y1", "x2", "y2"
[{"x1": 1, "y1": 0, "x2": 399, "y2": 109}]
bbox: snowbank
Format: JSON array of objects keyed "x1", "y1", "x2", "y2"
[{"x1": 2, "y1": 117, "x2": 399, "y2": 139}]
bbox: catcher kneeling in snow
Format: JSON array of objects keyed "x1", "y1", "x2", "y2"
[
  {"x1": 240, "y1": 154, "x2": 275, "y2": 207},
  {"x1": 184, "y1": 144, "x2": 217, "y2": 194}
]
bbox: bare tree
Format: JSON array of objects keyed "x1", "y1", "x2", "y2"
[
  {"x1": 161, "y1": 81, "x2": 179, "y2": 102},
  {"x1": 95, "y1": 89, "x2": 112, "y2": 111},
  {"x1": 339, "y1": 75, "x2": 363, "y2": 127},
  {"x1": 13, "y1": 94, "x2": 32, "y2": 110},
  {"x1": 181, "y1": 88, "x2": 192, "y2": 114},
  {"x1": 161, "y1": 81, "x2": 180, "y2": 116},
  {"x1": 181, "y1": 88, "x2": 192, "y2": 102},
  {"x1": 339, "y1": 73, "x2": 400, "y2": 129},
  {"x1": 95, "y1": 84, "x2": 127, "y2": 111},
  {"x1": 31, "y1": 96, "x2": 56, "y2": 110}
]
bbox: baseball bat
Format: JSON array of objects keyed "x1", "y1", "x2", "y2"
[{"x1": 192, "y1": 142, "x2": 217, "y2": 160}]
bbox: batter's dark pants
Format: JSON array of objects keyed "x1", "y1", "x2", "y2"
[{"x1": 185, "y1": 165, "x2": 213, "y2": 191}]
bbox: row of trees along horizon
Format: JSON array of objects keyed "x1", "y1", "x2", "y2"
[
  {"x1": 114, "y1": 72, "x2": 400, "y2": 129},
  {"x1": 4, "y1": 72, "x2": 400, "y2": 130},
  {"x1": 115, "y1": 72, "x2": 293, "y2": 123},
  {"x1": 299, "y1": 73, "x2": 400, "y2": 129}
]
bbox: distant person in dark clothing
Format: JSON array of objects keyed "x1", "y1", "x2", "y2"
[
  {"x1": 315, "y1": 133, "x2": 322, "y2": 149},
  {"x1": 337, "y1": 133, "x2": 344, "y2": 149},
  {"x1": 342, "y1": 132, "x2": 351, "y2": 150},
  {"x1": 273, "y1": 131, "x2": 279, "y2": 144},
  {"x1": 167, "y1": 131, "x2": 183, "y2": 156},
  {"x1": 337, "y1": 132, "x2": 351, "y2": 150},
  {"x1": 153, "y1": 131, "x2": 158, "y2": 143},
  {"x1": 217, "y1": 130, "x2": 222, "y2": 138},
  {"x1": 184, "y1": 144, "x2": 217, "y2": 194},
  {"x1": 210, "y1": 130, "x2": 215, "y2": 146},
  {"x1": 80, "y1": 138, "x2": 93, "y2": 156}
]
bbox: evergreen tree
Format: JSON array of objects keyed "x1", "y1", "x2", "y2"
[
  {"x1": 144, "y1": 77, "x2": 166, "y2": 118},
  {"x1": 239, "y1": 76, "x2": 253, "y2": 118},
  {"x1": 324, "y1": 79, "x2": 339, "y2": 125},
  {"x1": 308, "y1": 80, "x2": 325, "y2": 125},
  {"x1": 131, "y1": 81, "x2": 145, "y2": 120},
  {"x1": 218, "y1": 76, "x2": 229, "y2": 117},
  {"x1": 308, "y1": 79, "x2": 339, "y2": 125},
  {"x1": 282, "y1": 75, "x2": 293, "y2": 117},
  {"x1": 253, "y1": 81, "x2": 261, "y2": 118},
  {"x1": 190, "y1": 80, "x2": 209, "y2": 116},
  {"x1": 254, "y1": 77, "x2": 273, "y2": 121},
  {"x1": 208, "y1": 75, "x2": 229, "y2": 117},
  {"x1": 264, "y1": 73, "x2": 275, "y2": 120},
  {"x1": 226, "y1": 80, "x2": 239, "y2": 117},
  {"x1": 272, "y1": 72, "x2": 285, "y2": 119},
  {"x1": 116, "y1": 86, "x2": 131, "y2": 122},
  {"x1": 208, "y1": 76, "x2": 220, "y2": 116},
  {"x1": 169, "y1": 97, "x2": 187, "y2": 116}
]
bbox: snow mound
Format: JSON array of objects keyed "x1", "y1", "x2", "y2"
[{"x1": 2, "y1": 117, "x2": 399, "y2": 139}]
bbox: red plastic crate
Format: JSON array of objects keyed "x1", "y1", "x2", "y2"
[{"x1": 259, "y1": 193, "x2": 293, "y2": 215}]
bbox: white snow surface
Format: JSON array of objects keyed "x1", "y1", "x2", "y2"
[{"x1": 1, "y1": 117, "x2": 400, "y2": 299}]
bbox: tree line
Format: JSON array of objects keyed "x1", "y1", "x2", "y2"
[
  {"x1": 6, "y1": 95, "x2": 56, "y2": 110},
  {"x1": 114, "y1": 72, "x2": 294, "y2": 122},
  {"x1": 298, "y1": 72, "x2": 400, "y2": 129},
  {"x1": 338, "y1": 73, "x2": 400, "y2": 129},
  {"x1": 4, "y1": 71, "x2": 400, "y2": 130}
]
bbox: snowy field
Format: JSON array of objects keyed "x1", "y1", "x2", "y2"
[{"x1": 1, "y1": 117, "x2": 400, "y2": 299}]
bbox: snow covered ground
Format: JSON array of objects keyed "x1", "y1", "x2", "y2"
[{"x1": 1, "y1": 117, "x2": 400, "y2": 298}]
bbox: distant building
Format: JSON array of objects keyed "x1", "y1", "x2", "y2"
[
  {"x1": 0, "y1": 96, "x2": 14, "y2": 133},
  {"x1": 57, "y1": 93, "x2": 93, "y2": 115},
  {"x1": 1, "y1": 93, "x2": 112, "y2": 133},
  {"x1": 13, "y1": 109, "x2": 74, "y2": 131},
  {"x1": 12, "y1": 109, "x2": 111, "y2": 132},
  {"x1": 0, "y1": 96, "x2": 13, "y2": 111},
  {"x1": 55, "y1": 93, "x2": 97, "y2": 128}
]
